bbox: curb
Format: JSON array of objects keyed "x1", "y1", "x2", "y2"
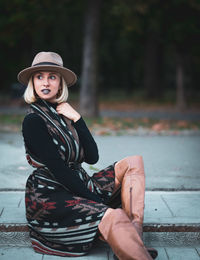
[
  {"x1": 1, "y1": 223, "x2": 200, "y2": 247},
  {"x1": 1, "y1": 223, "x2": 200, "y2": 232}
]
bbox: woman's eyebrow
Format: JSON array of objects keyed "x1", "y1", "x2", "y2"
[{"x1": 49, "y1": 72, "x2": 59, "y2": 75}]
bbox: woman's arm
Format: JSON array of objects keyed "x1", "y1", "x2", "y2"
[
  {"x1": 73, "y1": 118, "x2": 99, "y2": 164},
  {"x1": 56, "y1": 102, "x2": 99, "y2": 164},
  {"x1": 22, "y1": 113, "x2": 102, "y2": 203}
]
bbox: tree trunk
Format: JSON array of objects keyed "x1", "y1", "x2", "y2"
[
  {"x1": 143, "y1": 32, "x2": 163, "y2": 99},
  {"x1": 176, "y1": 52, "x2": 186, "y2": 111},
  {"x1": 80, "y1": 0, "x2": 102, "y2": 117}
]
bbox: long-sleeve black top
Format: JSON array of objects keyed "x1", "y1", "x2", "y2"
[{"x1": 22, "y1": 106, "x2": 102, "y2": 203}]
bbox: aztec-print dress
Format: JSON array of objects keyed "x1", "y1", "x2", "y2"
[{"x1": 23, "y1": 100, "x2": 115, "y2": 257}]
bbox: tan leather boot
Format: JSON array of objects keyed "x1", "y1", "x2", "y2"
[
  {"x1": 115, "y1": 156, "x2": 158, "y2": 259},
  {"x1": 115, "y1": 155, "x2": 145, "y2": 224},
  {"x1": 99, "y1": 208, "x2": 153, "y2": 260}
]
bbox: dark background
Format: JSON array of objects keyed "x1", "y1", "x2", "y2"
[{"x1": 0, "y1": 0, "x2": 200, "y2": 116}]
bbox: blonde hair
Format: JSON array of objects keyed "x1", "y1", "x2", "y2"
[{"x1": 24, "y1": 76, "x2": 69, "y2": 104}]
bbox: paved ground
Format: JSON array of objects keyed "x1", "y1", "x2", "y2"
[
  {"x1": 0, "y1": 190, "x2": 200, "y2": 233},
  {"x1": 0, "y1": 246, "x2": 199, "y2": 260},
  {"x1": 0, "y1": 191, "x2": 200, "y2": 259},
  {"x1": 0, "y1": 132, "x2": 199, "y2": 191},
  {"x1": 0, "y1": 129, "x2": 200, "y2": 259},
  {"x1": 101, "y1": 109, "x2": 200, "y2": 121}
]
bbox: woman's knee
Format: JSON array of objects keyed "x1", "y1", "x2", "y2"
[
  {"x1": 117, "y1": 155, "x2": 144, "y2": 171},
  {"x1": 100, "y1": 208, "x2": 128, "y2": 226},
  {"x1": 126, "y1": 155, "x2": 144, "y2": 170},
  {"x1": 99, "y1": 208, "x2": 122, "y2": 240},
  {"x1": 114, "y1": 155, "x2": 145, "y2": 183}
]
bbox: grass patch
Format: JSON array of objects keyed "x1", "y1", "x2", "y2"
[
  {"x1": 89, "y1": 165, "x2": 100, "y2": 171},
  {"x1": 0, "y1": 114, "x2": 24, "y2": 132},
  {"x1": 0, "y1": 114, "x2": 24, "y2": 125}
]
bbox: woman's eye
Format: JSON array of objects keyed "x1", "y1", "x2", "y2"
[
  {"x1": 50, "y1": 75, "x2": 56, "y2": 80},
  {"x1": 36, "y1": 75, "x2": 43, "y2": 80}
]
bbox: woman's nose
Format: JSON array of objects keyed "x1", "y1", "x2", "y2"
[{"x1": 43, "y1": 77, "x2": 49, "y2": 86}]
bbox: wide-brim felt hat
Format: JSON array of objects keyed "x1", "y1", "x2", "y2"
[{"x1": 17, "y1": 51, "x2": 77, "y2": 87}]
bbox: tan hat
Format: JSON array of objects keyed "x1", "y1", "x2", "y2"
[{"x1": 17, "y1": 51, "x2": 77, "y2": 87}]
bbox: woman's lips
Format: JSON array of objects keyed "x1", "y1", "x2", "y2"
[{"x1": 41, "y1": 89, "x2": 51, "y2": 94}]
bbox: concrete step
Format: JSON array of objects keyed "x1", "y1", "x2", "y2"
[
  {"x1": 0, "y1": 191, "x2": 200, "y2": 247},
  {"x1": 0, "y1": 223, "x2": 200, "y2": 247}
]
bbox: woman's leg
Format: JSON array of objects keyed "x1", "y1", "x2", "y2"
[
  {"x1": 99, "y1": 208, "x2": 152, "y2": 260},
  {"x1": 114, "y1": 156, "x2": 158, "y2": 259},
  {"x1": 115, "y1": 156, "x2": 145, "y2": 230}
]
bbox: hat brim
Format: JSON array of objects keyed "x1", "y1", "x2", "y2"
[{"x1": 17, "y1": 65, "x2": 77, "y2": 87}]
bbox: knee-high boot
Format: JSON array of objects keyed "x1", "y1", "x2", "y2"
[
  {"x1": 115, "y1": 156, "x2": 158, "y2": 259},
  {"x1": 115, "y1": 156, "x2": 145, "y2": 231},
  {"x1": 99, "y1": 208, "x2": 153, "y2": 260}
]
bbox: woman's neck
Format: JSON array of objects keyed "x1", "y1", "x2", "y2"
[{"x1": 37, "y1": 98, "x2": 57, "y2": 109}]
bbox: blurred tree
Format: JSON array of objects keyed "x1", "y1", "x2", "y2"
[
  {"x1": 108, "y1": 0, "x2": 200, "y2": 107},
  {"x1": 164, "y1": 0, "x2": 200, "y2": 110},
  {"x1": 141, "y1": 2, "x2": 164, "y2": 99},
  {"x1": 143, "y1": 32, "x2": 164, "y2": 99},
  {"x1": 80, "y1": 0, "x2": 102, "y2": 117},
  {"x1": 100, "y1": 1, "x2": 143, "y2": 92},
  {"x1": 0, "y1": 0, "x2": 32, "y2": 89},
  {"x1": 176, "y1": 53, "x2": 185, "y2": 110},
  {"x1": 109, "y1": 0, "x2": 165, "y2": 98}
]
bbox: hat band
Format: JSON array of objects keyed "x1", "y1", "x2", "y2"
[{"x1": 33, "y1": 62, "x2": 61, "y2": 67}]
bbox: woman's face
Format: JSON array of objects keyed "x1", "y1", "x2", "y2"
[{"x1": 33, "y1": 71, "x2": 61, "y2": 102}]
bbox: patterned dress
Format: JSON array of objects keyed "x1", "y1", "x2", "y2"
[{"x1": 22, "y1": 100, "x2": 115, "y2": 257}]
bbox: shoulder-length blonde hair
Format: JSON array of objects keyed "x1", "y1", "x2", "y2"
[{"x1": 24, "y1": 76, "x2": 69, "y2": 104}]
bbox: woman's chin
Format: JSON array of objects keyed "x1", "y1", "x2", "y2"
[{"x1": 38, "y1": 95, "x2": 56, "y2": 102}]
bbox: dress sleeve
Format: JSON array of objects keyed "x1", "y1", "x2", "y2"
[
  {"x1": 73, "y1": 117, "x2": 99, "y2": 164},
  {"x1": 22, "y1": 113, "x2": 102, "y2": 203}
]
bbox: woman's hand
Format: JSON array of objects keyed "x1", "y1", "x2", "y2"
[{"x1": 56, "y1": 102, "x2": 81, "y2": 122}]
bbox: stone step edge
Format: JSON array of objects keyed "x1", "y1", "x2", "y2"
[{"x1": 1, "y1": 223, "x2": 200, "y2": 232}]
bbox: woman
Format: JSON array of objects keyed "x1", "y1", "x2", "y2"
[{"x1": 18, "y1": 51, "x2": 157, "y2": 259}]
